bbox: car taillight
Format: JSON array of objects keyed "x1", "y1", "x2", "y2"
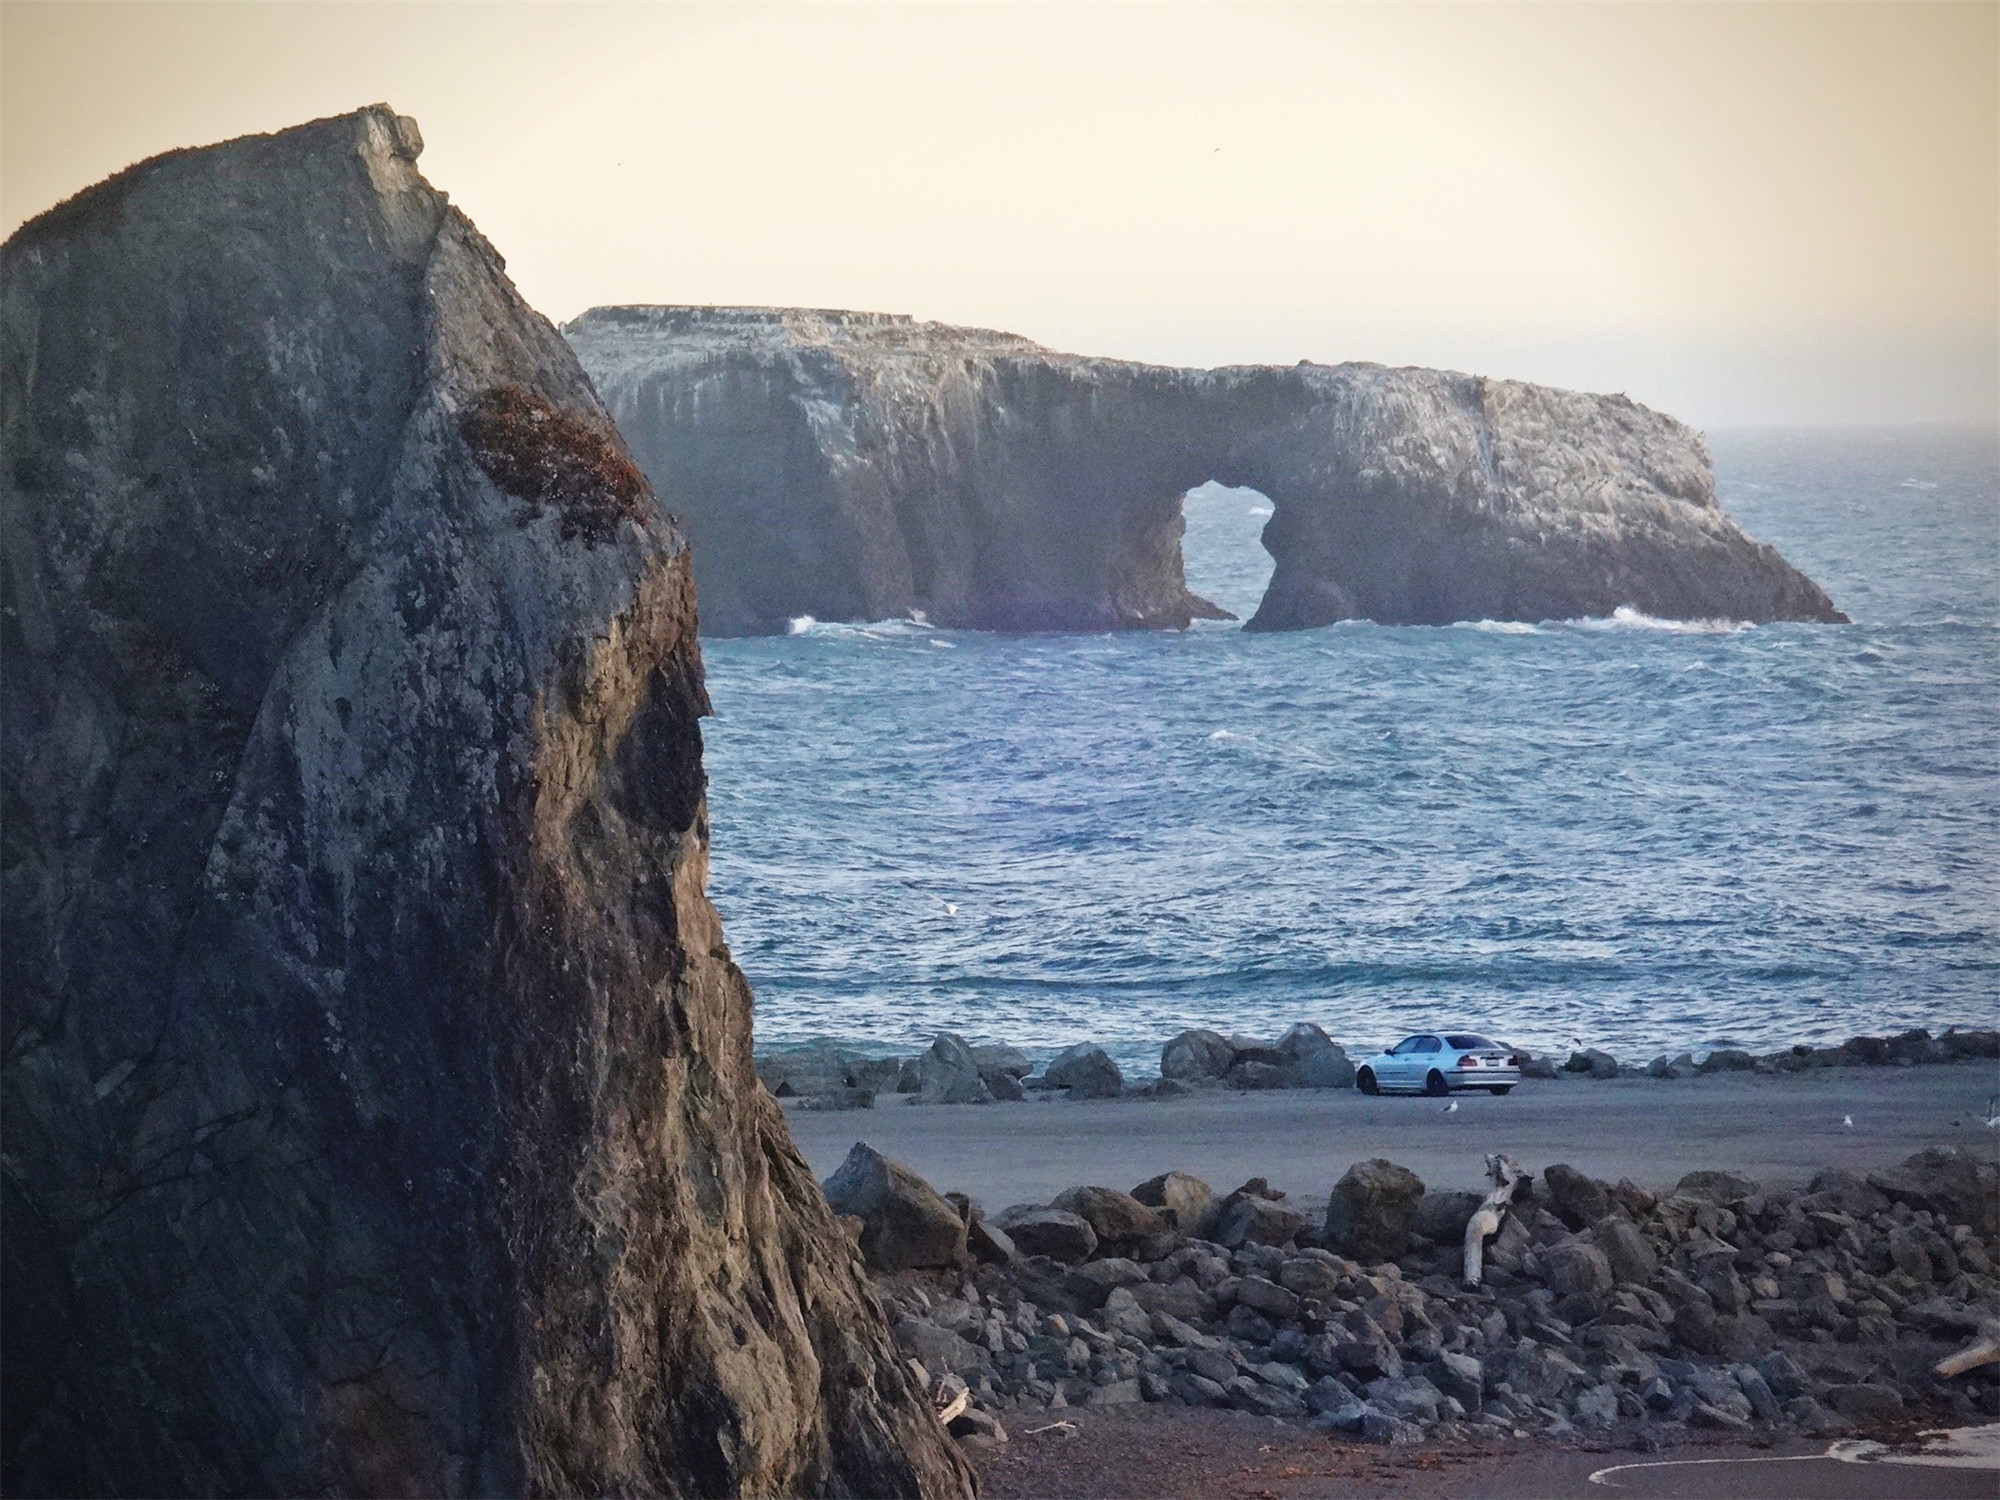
[{"x1": 1456, "y1": 1054, "x2": 1474, "y2": 1067}]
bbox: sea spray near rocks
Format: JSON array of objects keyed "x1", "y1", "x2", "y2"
[{"x1": 0, "y1": 108, "x2": 970, "y2": 1497}]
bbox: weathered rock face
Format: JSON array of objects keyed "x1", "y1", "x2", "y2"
[
  {"x1": 1241, "y1": 374, "x2": 1847, "y2": 631},
  {"x1": 565, "y1": 306, "x2": 1232, "y2": 635},
  {"x1": 0, "y1": 109, "x2": 970, "y2": 1498},
  {"x1": 566, "y1": 306, "x2": 1845, "y2": 635}
]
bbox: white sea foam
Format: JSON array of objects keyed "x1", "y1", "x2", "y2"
[
  {"x1": 788, "y1": 614, "x2": 943, "y2": 641},
  {"x1": 1569, "y1": 606, "x2": 1749, "y2": 635},
  {"x1": 1899, "y1": 478, "x2": 1939, "y2": 490},
  {"x1": 1460, "y1": 619, "x2": 1541, "y2": 636},
  {"x1": 1248, "y1": 506, "x2": 1272, "y2": 517},
  {"x1": 1208, "y1": 729, "x2": 1247, "y2": 741},
  {"x1": 1588, "y1": 1425, "x2": 2000, "y2": 1488},
  {"x1": 1829, "y1": 1422, "x2": 2000, "y2": 1469}
]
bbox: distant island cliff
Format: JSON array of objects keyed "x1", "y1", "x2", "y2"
[{"x1": 566, "y1": 306, "x2": 1846, "y2": 636}]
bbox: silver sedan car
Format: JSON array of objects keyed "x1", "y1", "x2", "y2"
[{"x1": 1355, "y1": 1033, "x2": 1521, "y2": 1097}]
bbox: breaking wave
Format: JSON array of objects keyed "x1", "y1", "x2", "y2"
[{"x1": 1568, "y1": 606, "x2": 1750, "y2": 635}]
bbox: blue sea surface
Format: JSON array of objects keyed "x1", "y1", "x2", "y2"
[{"x1": 699, "y1": 427, "x2": 1999, "y2": 1077}]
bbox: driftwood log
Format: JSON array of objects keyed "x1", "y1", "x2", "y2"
[
  {"x1": 1463, "y1": 1154, "x2": 1528, "y2": 1290},
  {"x1": 934, "y1": 1379, "x2": 971, "y2": 1429},
  {"x1": 1935, "y1": 1319, "x2": 2000, "y2": 1378}
]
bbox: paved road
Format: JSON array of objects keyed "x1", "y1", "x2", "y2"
[{"x1": 784, "y1": 1060, "x2": 2000, "y2": 1208}]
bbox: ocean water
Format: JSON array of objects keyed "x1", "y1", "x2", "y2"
[{"x1": 700, "y1": 427, "x2": 1999, "y2": 1077}]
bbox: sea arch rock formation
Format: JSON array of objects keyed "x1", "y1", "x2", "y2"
[
  {"x1": 567, "y1": 306, "x2": 1845, "y2": 635},
  {"x1": 1, "y1": 109, "x2": 971, "y2": 1497}
]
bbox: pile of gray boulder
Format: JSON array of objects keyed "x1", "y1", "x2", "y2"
[
  {"x1": 1639, "y1": 1027, "x2": 2000, "y2": 1081},
  {"x1": 757, "y1": 1022, "x2": 1363, "y2": 1111},
  {"x1": 1157, "y1": 1024, "x2": 1356, "y2": 1091},
  {"x1": 824, "y1": 1141, "x2": 2000, "y2": 1451},
  {"x1": 1504, "y1": 1027, "x2": 1998, "y2": 1083},
  {"x1": 759, "y1": 1023, "x2": 1999, "y2": 1111},
  {"x1": 758, "y1": 1034, "x2": 1126, "y2": 1108}
]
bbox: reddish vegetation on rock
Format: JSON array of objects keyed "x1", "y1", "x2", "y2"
[{"x1": 458, "y1": 382, "x2": 652, "y2": 542}]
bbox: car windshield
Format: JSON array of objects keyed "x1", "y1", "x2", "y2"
[{"x1": 1445, "y1": 1034, "x2": 1498, "y2": 1050}]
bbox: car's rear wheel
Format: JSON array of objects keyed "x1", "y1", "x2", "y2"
[
  {"x1": 1489, "y1": 1085, "x2": 1513, "y2": 1096},
  {"x1": 1424, "y1": 1070, "x2": 1449, "y2": 1097},
  {"x1": 1357, "y1": 1068, "x2": 1379, "y2": 1096}
]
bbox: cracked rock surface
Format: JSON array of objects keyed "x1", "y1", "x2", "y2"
[{"x1": 1, "y1": 107, "x2": 971, "y2": 1498}]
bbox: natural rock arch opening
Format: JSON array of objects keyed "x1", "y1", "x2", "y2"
[{"x1": 1179, "y1": 481, "x2": 1278, "y2": 624}]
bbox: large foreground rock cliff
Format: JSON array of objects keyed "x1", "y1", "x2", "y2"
[
  {"x1": 1, "y1": 109, "x2": 971, "y2": 1497},
  {"x1": 568, "y1": 307, "x2": 1843, "y2": 635}
]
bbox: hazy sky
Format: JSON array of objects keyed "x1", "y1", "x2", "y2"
[{"x1": 5, "y1": 2, "x2": 1994, "y2": 426}]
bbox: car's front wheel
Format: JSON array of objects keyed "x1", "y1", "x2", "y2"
[
  {"x1": 1489, "y1": 1085, "x2": 1513, "y2": 1096},
  {"x1": 1424, "y1": 1070, "x2": 1449, "y2": 1097},
  {"x1": 1357, "y1": 1068, "x2": 1379, "y2": 1096}
]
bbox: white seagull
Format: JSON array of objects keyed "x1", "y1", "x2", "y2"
[
  {"x1": 1440, "y1": 1100, "x2": 1459, "y2": 1115},
  {"x1": 1841, "y1": 1115, "x2": 1854, "y2": 1129}
]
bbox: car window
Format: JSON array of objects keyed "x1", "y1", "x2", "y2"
[
  {"x1": 1445, "y1": 1034, "x2": 1496, "y2": 1050},
  {"x1": 1415, "y1": 1036, "x2": 1442, "y2": 1053},
  {"x1": 1391, "y1": 1037, "x2": 1423, "y2": 1055}
]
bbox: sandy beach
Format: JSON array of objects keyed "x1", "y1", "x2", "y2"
[{"x1": 786, "y1": 1060, "x2": 2000, "y2": 1208}]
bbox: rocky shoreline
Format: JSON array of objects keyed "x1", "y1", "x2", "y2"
[
  {"x1": 826, "y1": 1139, "x2": 2000, "y2": 1460},
  {"x1": 757, "y1": 1023, "x2": 2000, "y2": 1110}
]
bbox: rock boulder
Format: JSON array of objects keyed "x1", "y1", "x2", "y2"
[
  {"x1": 823, "y1": 1143, "x2": 970, "y2": 1272},
  {"x1": 1274, "y1": 1023, "x2": 1357, "y2": 1088},
  {"x1": 1043, "y1": 1043, "x2": 1125, "y2": 1099},
  {"x1": 1051, "y1": 1186, "x2": 1164, "y2": 1248},
  {"x1": 1565, "y1": 1048, "x2": 1621, "y2": 1079},
  {"x1": 1869, "y1": 1148, "x2": 2000, "y2": 1239},
  {"x1": 1542, "y1": 1164, "x2": 1613, "y2": 1230},
  {"x1": 993, "y1": 1208, "x2": 1098, "y2": 1263},
  {"x1": 1161, "y1": 1029, "x2": 1237, "y2": 1082},
  {"x1": 915, "y1": 1032, "x2": 994, "y2": 1105},
  {"x1": 1325, "y1": 1160, "x2": 1426, "y2": 1263},
  {"x1": 1131, "y1": 1170, "x2": 1216, "y2": 1232}
]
